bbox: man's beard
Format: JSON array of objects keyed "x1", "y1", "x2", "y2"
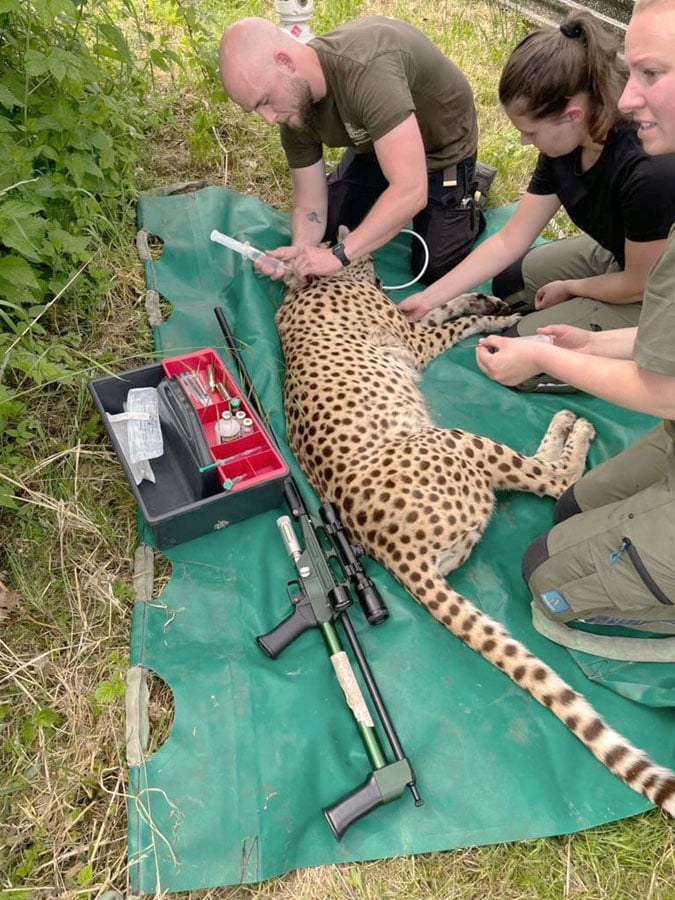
[{"x1": 288, "y1": 76, "x2": 316, "y2": 133}]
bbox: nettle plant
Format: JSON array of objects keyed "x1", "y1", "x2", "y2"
[
  {"x1": 0, "y1": 0, "x2": 155, "y2": 324},
  {"x1": 0, "y1": 0, "x2": 183, "y2": 486}
]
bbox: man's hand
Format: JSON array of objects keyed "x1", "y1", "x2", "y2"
[
  {"x1": 534, "y1": 280, "x2": 574, "y2": 309},
  {"x1": 253, "y1": 245, "x2": 302, "y2": 282},
  {"x1": 289, "y1": 245, "x2": 343, "y2": 279},
  {"x1": 253, "y1": 243, "x2": 344, "y2": 283}
]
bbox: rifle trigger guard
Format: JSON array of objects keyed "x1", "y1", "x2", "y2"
[{"x1": 286, "y1": 578, "x2": 304, "y2": 606}]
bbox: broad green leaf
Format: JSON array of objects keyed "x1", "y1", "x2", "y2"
[
  {"x1": 94, "y1": 45, "x2": 130, "y2": 64},
  {"x1": 149, "y1": 47, "x2": 172, "y2": 73},
  {"x1": 0, "y1": 213, "x2": 46, "y2": 262},
  {"x1": 24, "y1": 49, "x2": 50, "y2": 79},
  {"x1": 88, "y1": 129, "x2": 115, "y2": 169},
  {"x1": 0, "y1": 255, "x2": 42, "y2": 295},
  {"x1": 47, "y1": 225, "x2": 91, "y2": 257},
  {"x1": 9, "y1": 348, "x2": 71, "y2": 384},
  {"x1": 97, "y1": 23, "x2": 133, "y2": 64},
  {"x1": 45, "y1": 47, "x2": 80, "y2": 83},
  {"x1": 32, "y1": 0, "x2": 77, "y2": 27},
  {"x1": 0, "y1": 201, "x2": 47, "y2": 264},
  {"x1": 94, "y1": 675, "x2": 126, "y2": 705},
  {"x1": 32, "y1": 106, "x2": 80, "y2": 134},
  {"x1": 0, "y1": 84, "x2": 21, "y2": 110},
  {"x1": 0, "y1": 199, "x2": 45, "y2": 220},
  {"x1": 66, "y1": 152, "x2": 104, "y2": 184},
  {"x1": 0, "y1": 486, "x2": 19, "y2": 510}
]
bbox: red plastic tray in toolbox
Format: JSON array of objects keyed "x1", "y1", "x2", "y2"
[{"x1": 161, "y1": 348, "x2": 288, "y2": 491}]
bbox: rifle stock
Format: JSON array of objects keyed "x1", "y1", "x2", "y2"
[{"x1": 323, "y1": 759, "x2": 415, "y2": 840}]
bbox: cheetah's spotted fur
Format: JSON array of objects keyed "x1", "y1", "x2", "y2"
[{"x1": 275, "y1": 248, "x2": 675, "y2": 816}]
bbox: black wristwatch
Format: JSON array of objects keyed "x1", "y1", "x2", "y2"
[{"x1": 331, "y1": 241, "x2": 351, "y2": 267}]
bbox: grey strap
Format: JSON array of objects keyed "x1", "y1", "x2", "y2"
[{"x1": 531, "y1": 602, "x2": 675, "y2": 662}]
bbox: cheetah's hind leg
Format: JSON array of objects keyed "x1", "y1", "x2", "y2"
[
  {"x1": 534, "y1": 410, "x2": 580, "y2": 463},
  {"x1": 419, "y1": 292, "x2": 514, "y2": 327},
  {"x1": 534, "y1": 410, "x2": 596, "y2": 494}
]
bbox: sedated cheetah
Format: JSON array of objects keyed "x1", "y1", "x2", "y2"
[{"x1": 275, "y1": 240, "x2": 675, "y2": 816}]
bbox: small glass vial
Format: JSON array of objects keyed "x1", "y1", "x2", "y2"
[
  {"x1": 241, "y1": 417, "x2": 254, "y2": 436},
  {"x1": 234, "y1": 410, "x2": 247, "y2": 425},
  {"x1": 216, "y1": 410, "x2": 240, "y2": 443},
  {"x1": 229, "y1": 397, "x2": 242, "y2": 414}
]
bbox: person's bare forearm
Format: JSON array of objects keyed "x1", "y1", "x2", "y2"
[
  {"x1": 399, "y1": 192, "x2": 561, "y2": 320},
  {"x1": 476, "y1": 325, "x2": 675, "y2": 418},
  {"x1": 540, "y1": 349, "x2": 675, "y2": 417},
  {"x1": 539, "y1": 325, "x2": 638, "y2": 359},
  {"x1": 559, "y1": 238, "x2": 666, "y2": 305},
  {"x1": 416, "y1": 230, "x2": 532, "y2": 307},
  {"x1": 291, "y1": 204, "x2": 326, "y2": 248},
  {"x1": 289, "y1": 160, "x2": 329, "y2": 248},
  {"x1": 340, "y1": 183, "x2": 426, "y2": 261},
  {"x1": 565, "y1": 270, "x2": 645, "y2": 304}
]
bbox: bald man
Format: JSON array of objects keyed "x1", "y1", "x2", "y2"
[{"x1": 219, "y1": 16, "x2": 484, "y2": 283}]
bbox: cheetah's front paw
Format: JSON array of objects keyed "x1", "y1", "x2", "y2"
[{"x1": 420, "y1": 292, "x2": 513, "y2": 326}]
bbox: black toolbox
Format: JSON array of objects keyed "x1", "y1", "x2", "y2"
[{"x1": 89, "y1": 348, "x2": 289, "y2": 548}]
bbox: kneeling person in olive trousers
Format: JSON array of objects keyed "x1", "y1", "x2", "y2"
[{"x1": 524, "y1": 424, "x2": 675, "y2": 636}]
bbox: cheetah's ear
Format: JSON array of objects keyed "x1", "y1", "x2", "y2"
[{"x1": 337, "y1": 225, "x2": 351, "y2": 242}]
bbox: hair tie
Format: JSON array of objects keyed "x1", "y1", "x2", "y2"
[{"x1": 560, "y1": 22, "x2": 582, "y2": 38}]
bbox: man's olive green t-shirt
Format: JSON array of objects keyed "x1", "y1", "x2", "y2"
[{"x1": 280, "y1": 16, "x2": 478, "y2": 172}]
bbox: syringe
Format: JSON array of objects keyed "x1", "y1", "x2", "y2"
[{"x1": 210, "y1": 229, "x2": 285, "y2": 275}]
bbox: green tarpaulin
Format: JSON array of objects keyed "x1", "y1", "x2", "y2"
[{"x1": 125, "y1": 183, "x2": 674, "y2": 894}]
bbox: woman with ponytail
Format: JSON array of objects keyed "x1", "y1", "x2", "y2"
[{"x1": 401, "y1": 12, "x2": 675, "y2": 351}]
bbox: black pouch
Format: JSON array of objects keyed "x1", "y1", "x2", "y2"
[
  {"x1": 155, "y1": 376, "x2": 221, "y2": 501},
  {"x1": 156, "y1": 375, "x2": 214, "y2": 468},
  {"x1": 413, "y1": 199, "x2": 485, "y2": 284}
]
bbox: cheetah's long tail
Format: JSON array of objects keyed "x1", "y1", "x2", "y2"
[{"x1": 401, "y1": 570, "x2": 675, "y2": 815}]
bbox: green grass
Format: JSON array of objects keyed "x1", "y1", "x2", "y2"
[{"x1": 0, "y1": 0, "x2": 672, "y2": 897}]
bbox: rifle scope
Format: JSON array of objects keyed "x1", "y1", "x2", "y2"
[{"x1": 319, "y1": 502, "x2": 389, "y2": 625}]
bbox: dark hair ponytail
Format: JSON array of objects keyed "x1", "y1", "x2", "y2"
[{"x1": 498, "y1": 11, "x2": 628, "y2": 141}]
